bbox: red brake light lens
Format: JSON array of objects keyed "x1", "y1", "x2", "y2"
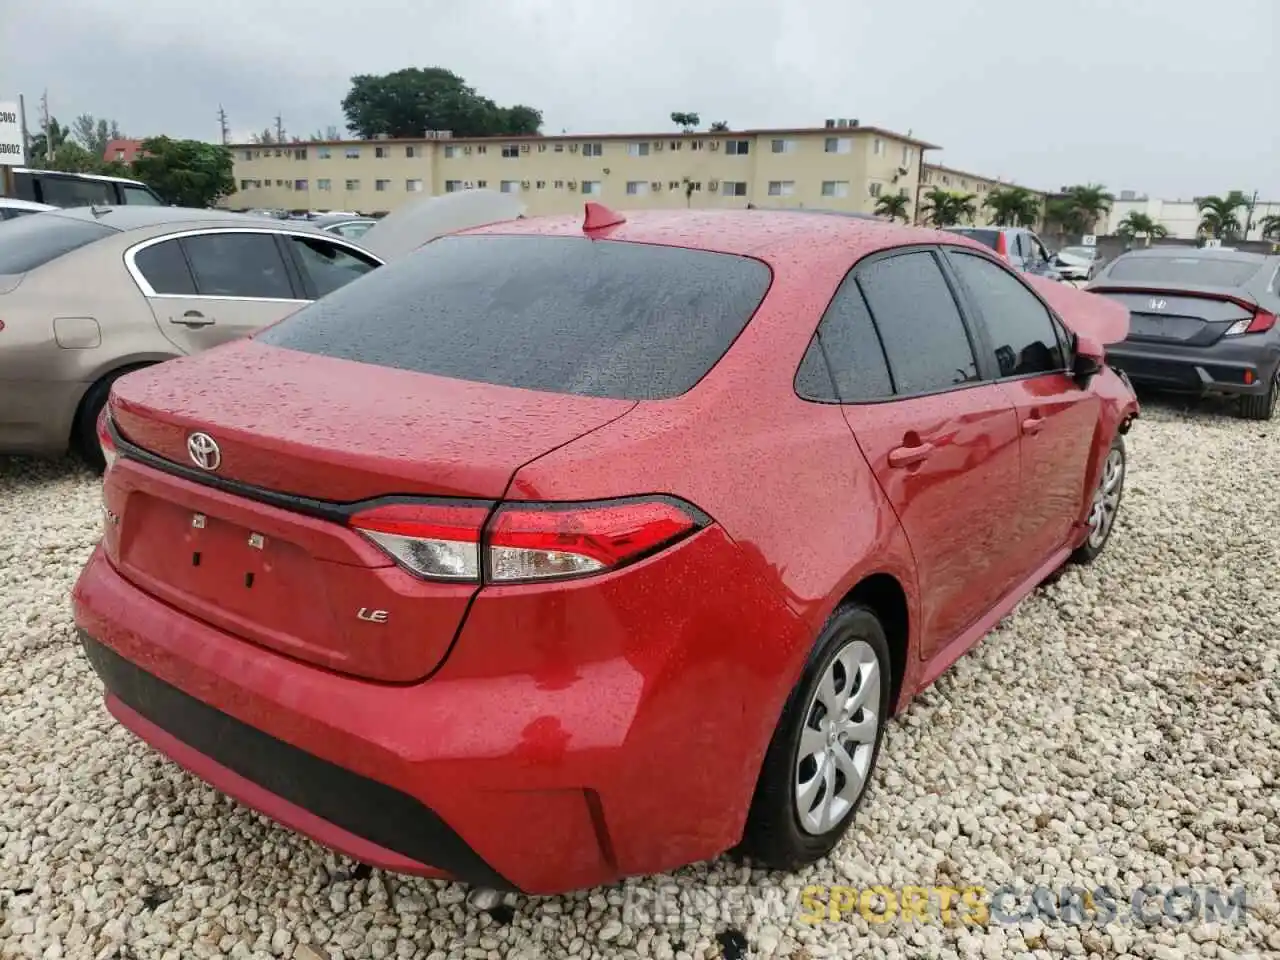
[
  {"x1": 349, "y1": 501, "x2": 489, "y2": 581},
  {"x1": 995, "y1": 233, "x2": 1009, "y2": 259},
  {"x1": 96, "y1": 408, "x2": 118, "y2": 471},
  {"x1": 486, "y1": 497, "x2": 707, "y2": 583},
  {"x1": 1247, "y1": 309, "x2": 1277, "y2": 334}
]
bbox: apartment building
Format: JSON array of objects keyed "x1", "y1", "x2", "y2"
[
  {"x1": 225, "y1": 121, "x2": 939, "y2": 219},
  {"x1": 916, "y1": 163, "x2": 1047, "y2": 228}
]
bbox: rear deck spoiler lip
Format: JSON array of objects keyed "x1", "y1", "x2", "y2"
[{"x1": 1085, "y1": 282, "x2": 1259, "y2": 307}]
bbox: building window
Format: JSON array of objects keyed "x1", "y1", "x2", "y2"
[
  {"x1": 375, "y1": 179, "x2": 391, "y2": 192},
  {"x1": 725, "y1": 140, "x2": 751, "y2": 156},
  {"x1": 669, "y1": 141, "x2": 683, "y2": 151},
  {"x1": 821, "y1": 181, "x2": 850, "y2": 198},
  {"x1": 536, "y1": 180, "x2": 546, "y2": 189},
  {"x1": 824, "y1": 138, "x2": 852, "y2": 155},
  {"x1": 406, "y1": 145, "x2": 419, "y2": 158},
  {"x1": 406, "y1": 179, "x2": 424, "y2": 192},
  {"x1": 868, "y1": 182, "x2": 883, "y2": 198},
  {"x1": 691, "y1": 140, "x2": 704, "y2": 151},
  {"x1": 239, "y1": 179, "x2": 252, "y2": 190},
  {"x1": 375, "y1": 146, "x2": 390, "y2": 159},
  {"x1": 295, "y1": 179, "x2": 309, "y2": 191},
  {"x1": 767, "y1": 180, "x2": 795, "y2": 197},
  {"x1": 627, "y1": 142, "x2": 650, "y2": 157},
  {"x1": 537, "y1": 144, "x2": 547, "y2": 153},
  {"x1": 554, "y1": 179, "x2": 564, "y2": 188},
  {"x1": 500, "y1": 180, "x2": 521, "y2": 194},
  {"x1": 942, "y1": 176, "x2": 951, "y2": 186},
  {"x1": 582, "y1": 143, "x2": 603, "y2": 157},
  {"x1": 275, "y1": 179, "x2": 285, "y2": 187},
  {"x1": 317, "y1": 147, "x2": 331, "y2": 159},
  {"x1": 960, "y1": 179, "x2": 969, "y2": 189},
  {"x1": 554, "y1": 143, "x2": 565, "y2": 153},
  {"x1": 502, "y1": 144, "x2": 520, "y2": 158},
  {"x1": 445, "y1": 180, "x2": 463, "y2": 193},
  {"x1": 902, "y1": 145, "x2": 915, "y2": 165},
  {"x1": 476, "y1": 180, "x2": 488, "y2": 188},
  {"x1": 721, "y1": 181, "x2": 748, "y2": 197},
  {"x1": 345, "y1": 147, "x2": 361, "y2": 159},
  {"x1": 581, "y1": 181, "x2": 602, "y2": 196},
  {"x1": 771, "y1": 139, "x2": 797, "y2": 154},
  {"x1": 669, "y1": 180, "x2": 682, "y2": 190},
  {"x1": 318, "y1": 179, "x2": 331, "y2": 191},
  {"x1": 444, "y1": 145, "x2": 458, "y2": 159},
  {"x1": 626, "y1": 181, "x2": 650, "y2": 196},
  {"x1": 345, "y1": 179, "x2": 361, "y2": 190},
  {"x1": 477, "y1": 145, "x2": 488, "y2": 155},
  {"x1": 274, "y1": 149, "x2": 283, "y2": 158},
  {"x1": 294, "y1": 148, "x2": 308, "y2": 160},
  {"x1": 241, "y1": 150, "x2": 252, "y2": 161},
  {"x1": 873, "y1": 138, "x2": 884, "y2": 156}
]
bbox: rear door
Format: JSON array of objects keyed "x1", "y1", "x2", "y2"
[
  {"x1": 837, "y1": 249, "x2": 1023, "y2": 661},
  {"x1": 130, "y1": 229, "x2": 307, "y2": 353},
  {"x1": 943, "y1": 248, "x2": 1098, "y2": 565}
]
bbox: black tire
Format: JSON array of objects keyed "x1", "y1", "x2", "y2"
[
  {"x1": 1071, "y1": 434, "x2": 1126, "y2": 565},
  {"x1": 71, "y1": 369, "x2": 137, "y2": 471},
  {"x1": 1238, "y1": 370, "x2": 1278, "y2": 421},
  {"x1": 737, "y1": 604, "x2": 891, "y2": 870}
]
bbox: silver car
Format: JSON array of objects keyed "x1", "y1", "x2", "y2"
[{"x1": 0, "y1": 190, "x2": 525, "y2": 463}]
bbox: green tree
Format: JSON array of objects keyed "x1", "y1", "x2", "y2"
[
  {"x1": 874, "y1": 192, "x2": 911, "y2": 223},
  {"x1": 1060, "y1": 183, "x2": 1114, "y2": 233},
  {"x1": 71, "y1": 114, "x2": 124, "y2": 159},
  {"x1": 1116, "y1": 211, "x2": 1169, "y2": 241},
  {"x1": 46, "y1": 141, "x2": 101, "y2": 174},
  {"x1": 29, "y1": 116, "x2": 71, "y2": 163},
  {"x1": 341, "y1": 67, "x2": 542, "y2": 139},
  {"x1": 131, "y1": 137, "x2": 234, "y2": 208},
  {"x1": 920, "y1": 188, "x2": 978, "y2": 227},
  {"x1": 709, "y1": 121, "x2": 730, "y2": 132},
  {"x1": 310, "y1": 125, "x2": 342, "y2": 141},
  {"x1": 1259, "y1": 214, "x2": 1280, "y2": 240},
  {"x1": 1196, "y1": 191, "x2": 1250, "y2": 239},
  {"x1": 250, "y1": 129, "x2": 276, "y2": 144},
  {"x1": 670, "y1": 111, "x2": 700, "y2": 132},
  {"x1": 983, "y1": 186, "x2": 1042, "y2": 227},
  {"x1": 1044, "y1": 196, "x2": 1087, "y2": 236}
]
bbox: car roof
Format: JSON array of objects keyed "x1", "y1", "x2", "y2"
[
  {"x1": 311, "y1": 213, "x2": 375, "y2": 227},
  {"x1": 37, "y1": 205, "x2": 328, "y2": 233},
  {"x1": 1113, "y1": 246, "x2": 1269, "y2": 263},
  {"x1": 0, "y1": 197, "x2": 55, "y2": 212},
  {"x1": 464, "y1": 208, "x2": 972, "y2": 263},
  {"x1": 15, "y1": 167, "x2": 150, "y2": 186}
]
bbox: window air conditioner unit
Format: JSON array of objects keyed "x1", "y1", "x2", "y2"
[
  {"x1": 463, "y1": 146, "x2": 473, "y2": 155},
  {"x1": 463, "y1": 181, "x2": 474, "y2": 188},
  {"x1": 651, "y1": 182, "x2": 662, "y2": 190},
  {"x1": 709, "y1": 180, "x2": 720, "y2": 191},
  {"x1": 568, "y1": 180, "x2": 579, "y2": 189},
  {"x1": 569, "y1": 144, "x2": 580, "y2": 153},
  {"x1": 520, "y1": 144, "x2": 530, "y2": 153},
  {"x1": 654, "y1": 141, "x2": 663, "y2": 150},
  {"x1": 521, "y1": 180, "x2": 530, "y2": 188},
  {"x1": 709, "y1": 141, "x2": 720, "y2": 151}
]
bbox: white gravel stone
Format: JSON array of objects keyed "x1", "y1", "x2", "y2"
[{"x1": 3, "y1": 400, "x2": 1280, "y2": 959}]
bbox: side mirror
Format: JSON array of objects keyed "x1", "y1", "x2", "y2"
[{"x1": 1072, "y1": 333, "x2": 1105, "y2": 386}]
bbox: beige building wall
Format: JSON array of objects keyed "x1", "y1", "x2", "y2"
[{"x1": 225, "y1": 126, "x2": 937, "y2": 221}]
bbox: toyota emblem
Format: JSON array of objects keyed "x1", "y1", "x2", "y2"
[{"x1": 187, "y1": 432, "x2": 221, "y2": 471}]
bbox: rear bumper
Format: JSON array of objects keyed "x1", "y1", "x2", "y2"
[
  {"x1": 1106, "y1": 338, "x2": 1279, "y2": 396},
  {"x1": 0, "y1": 378, "x2": 84, "y2": 455},
  {"x1": 72, "y1": 531, "x2": 806, "y2": 893}
]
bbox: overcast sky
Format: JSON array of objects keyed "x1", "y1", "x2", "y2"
[{"x1": 4, "y1": 0, "x2": 1276, "y2": 199}]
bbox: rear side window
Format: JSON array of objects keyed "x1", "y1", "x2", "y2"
[
  {"x1": 286, "y1": 236, "x2": 378, "y2": 297},
  {"x1": 258, "y1": 236, "x2": 772, "y2": 400},
  {"x1": 0, "y1": 214, "x2": 114, "y2": 273},
  {"x1": 947, "y1": 228, "x2": 1000, "y2": 251},
  {"x1": 133, "y1": 239, "x2": 197, "y2": 296},
  {"x1": 120, "y1": 184, "x2": 164, "y2": 206},
  {"x1": 1105, "y1": 255, "x2": 1261, "y2": 287},
  {"x1": 37, "y1": 175, "x2": 115, "y2": 207},
  {"x1": 796, "y1": 272, "x2": 893, "y2": 402},
  {"x1": 856, "y1": 251, "x2": 979, "y2": 394},
  {"x1": 948, "y1": 252, "x2": 1065, "y2": 376},
  {"x1": 181, "y1": 232, "x2": 295, "y2": 300}
]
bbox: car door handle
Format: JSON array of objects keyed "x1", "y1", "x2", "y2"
[
  {"x1": 1022, "y1": 414, "x2": 1045, "y2": 435},
  {"x1": 170, "y1": 310, "x2": 215, "y2": 328},
  {"x1": 888, "y1": 442, "x2": 934, "y2": 468}
]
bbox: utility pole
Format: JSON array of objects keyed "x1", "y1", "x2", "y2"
[
  {"x1": 39, "y1": 90, "x2": 51, "y2": 163},
  {"x1": 1243, "y1": 189, "x2": 1259, "y2": 240},
  {"x1": 217, "y1": 105, "x2": 230, "y2": 145},
  {"x1": 274, "y1": 113, "x2": 284, "y2": 144},
  {"x1": 17, "y1": 94, "x2": 30, "y2": 155}
]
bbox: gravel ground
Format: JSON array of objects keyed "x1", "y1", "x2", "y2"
[{"x1": 2, "y1": 397, "x2": 1278, "y2": 960}]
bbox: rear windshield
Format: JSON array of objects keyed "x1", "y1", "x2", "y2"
[
  {"x1": 1105, "y1": 255, "x2": 1261, "y2": 287},
  {"x1": 946, "y1": 228, "x2": 1000, "y2": 250},
  {"x1": 257, "y1": 235, "x2": 773, "y2": 400},
  {"x1": 0, "y1": 214, "x2": 115, "y2": 273}
]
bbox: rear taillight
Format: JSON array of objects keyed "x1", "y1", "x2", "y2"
[
  {"x1": 96, "y1": 408, "x2": 118, "y2": 471},
  {"x1": 995, "y1": 233, "x2": 1009, "y2": 260},
  {"x1": 1225, "y1": 310, "x2": 1277, "y2": 336},
  {"x1": 348, "y1": 496, "x2": 708, "y2": 584}
]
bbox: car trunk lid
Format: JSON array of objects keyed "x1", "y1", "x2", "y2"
[
  {"x1": 104, "y1": 340, "x2": 635, "y2": 681},
  {"x1": 1089, "y1": 287, "x2": 1257, "y2": 346}
]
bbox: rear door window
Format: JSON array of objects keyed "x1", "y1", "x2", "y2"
[
  {"x1": 180, "y1": 232, "x2": 296, "y2": 300},
  {"x1": 855, "y1": 251, "x2": 980, "y2": 394},
  {"x1": 36, "y1": 175, "x2": 116, "y2": 207},
  {"x1": 947, "y1": 251, "x2": 1066, "y2": 376},
  {"x1": 257, "y1": 235, "x2": 772, "y2": 400},
  {"x1": 0, "y1": 214, "x2": 114, "y2": 273},
  {"x1": 120, "y1": 184, "x2": 164, "y2": 206},
  {"x1": 795, "y1": 271, "x2": 893, "y2": 402},
  {"x1": 285, "y1": 236, "x2": 379, "y2": 298},
  {"x1": 132, "y1": 239, "x2": 197, "y2": 296}
]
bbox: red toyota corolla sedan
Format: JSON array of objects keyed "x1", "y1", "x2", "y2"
[{"x1": 73, "y1": 206, "x2": 1139, "y2": 895}]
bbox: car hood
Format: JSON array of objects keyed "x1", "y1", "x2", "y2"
[
  {"x1": 1055, "y1": 251, "x2": 1093, "y2": 266},
  {"x1": 1025, "y1": 274, "x2": 1130, "y2": 345},
  {"x1": 359, "y1": 189, "x2": 526, "y2": 261}
]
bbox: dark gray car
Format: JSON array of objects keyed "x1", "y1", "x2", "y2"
[{"x1": 1088, "y1": 248, "x2": 1280, "y2": 419}]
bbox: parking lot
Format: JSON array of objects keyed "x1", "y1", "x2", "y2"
[{"x1": 1, "y1": 395, "x2": 1277, "y2": 960}]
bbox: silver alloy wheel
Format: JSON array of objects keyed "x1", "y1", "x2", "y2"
[
  {"x1": 1087, "y1": 447, "x2": 1125, "y2": 549},
  {"x1": 795, "y1": 639, "x2": 881, "y2": 835}
]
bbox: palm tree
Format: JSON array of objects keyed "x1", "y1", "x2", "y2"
[
  {"x1": 920, "y1": 188, "x2": 978, "y2": 228},
  {"x1": 29, "y1": 116, "x2": 71, "y2": 163},
  {"x1": 1259, "y1": 214, "x2": 1280, "y2": 240},
  {"x1": 1196, "y1": 191, "x2": 1250, "y2": 239},
  {"x1": 669, "y1": 112, "x2": 700, "y2": 133},
  {"x1": 1061, "y1": 183, "x2": 1114, "y2": 234},
  {"x1": 1044, "y1": 196, "x2": 1086, "y2": 238},
  {"x1": 874, "y1": 193, "x2": 911, "y2": 223},
  {"x1": 1116, "y1": 212, "x2": 1169, "y2": 244},
  {"x1": 983, "y1": 186, "x2": 1042, "y2": 227}
]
